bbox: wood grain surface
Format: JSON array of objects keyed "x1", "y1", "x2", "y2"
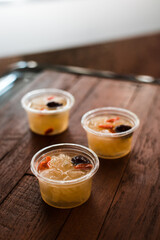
[{"x1": 0, "y1": 70, "x2": 159, "y2": 240}]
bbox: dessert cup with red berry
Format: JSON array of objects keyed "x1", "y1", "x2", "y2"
[
  {"x1": 21, "y1": 89, "x2": 74, "y2": 135},
  {"x1": 81, "y1": 107, "x2": 140, "y2": 159},
  {"x1": 31, "y1": 144, "x2": 99, "y2": 208}
]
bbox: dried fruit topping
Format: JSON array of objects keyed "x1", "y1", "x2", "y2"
[
  {"x1": 106, "y1": 117, "x2": 119, "y2": 122},
  {"x1": 71, "y1": 155, "x2": 91, "y2": 166},
  {"x1": 46, "y1": 156, "x2": 51, "y2": 161},
  {"x1": 38, "y1": 160, "x2": 49, "y2": 171},
  {"x1": 38, "y1": 156, "x2": 51, "y2": 171},
  {"x1": 46, "y1": 101, "x2": 63, "y2": 108},
  {"x1": 44, "y1": 128, "x2": 54, "y2": 135},
  {"x1": 109, "y1": 128, "x2": 116, "y2": 133},
  {"x1": 115, "y1": 125, "x2": 132, "y2": 133},
  {"x1": 47, "y1": 96, "x2": 54, "y2": 100},
  {"x1": 98, "y1": 124, "x2": 113, "y2": 129},
  {"x1": 74, "y1": 163, "x2": 93, "y2": 169}
]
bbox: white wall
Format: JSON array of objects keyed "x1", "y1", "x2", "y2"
[{"x1": 0, "y1": 0, "x2": 160, "y2": 58}]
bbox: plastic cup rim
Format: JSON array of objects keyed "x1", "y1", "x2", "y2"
[
  {"x1": 81, "y1": 107, "x2": 140, "y2": 138},
  {"x1": 31, "y1": 143, "x2": 99, "y2": 185},
  {"x1": 21, "y1": 88, "x2": 75, "y2": 115}
]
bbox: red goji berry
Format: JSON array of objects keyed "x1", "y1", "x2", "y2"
[
  {"x1": 38, "y1": 160, "x2": 49, "y2": 171},
  {"x1": 98, "y1": 124, "x2": 113, "y2": 129},
  {"x1": 74, "y1": 164, "x2": 93, "y2": 169},
  {"x1": 47, "y1": 96, "x2": 54, "y2": 100},
  {"x1": 44, "y1": 128, "x2": 54, "y2": 135},
  {"x1": 46, "y1": 156, "x2": 51, "y2": 161},
  {"x1": 106, "y1": 117, "x2": 119, "y2": 122}
]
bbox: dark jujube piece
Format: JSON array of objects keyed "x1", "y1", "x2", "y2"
[
  {"x1": 115, "y1": 125, "x2": 132, "y2": 133},
  {"x1": 46, "y1": 101, "x2": 63, "y2": 108},
  {"x1": 71, "y1": 155, "x2": 91, "y2": 166}
]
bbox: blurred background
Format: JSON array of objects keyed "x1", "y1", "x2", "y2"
[{"x1": 0, "y1": 0, "x2": 160, "y2": 76}]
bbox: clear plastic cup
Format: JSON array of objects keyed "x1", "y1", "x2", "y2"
[
  {"x1": 81, "y1": 107, "x2": 140, "y2": 159},
  {"x1": 21, "y1": 89, "x2": 74, "y2": 135},
  {"x1": 31, "y1": 143, "x2": 99, "y2": 209}
]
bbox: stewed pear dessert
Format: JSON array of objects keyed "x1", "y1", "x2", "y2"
[
  {"x1": 81, "y1": 107, "x2": 139, "y2": 159},
  {"x1": 31, "y1": 144, "x2": 99, "y2": 209},
  {"x1": 21, "y1": 89, "x2": 74, "y2": 135},
  {"x1": 38, "y1": 153, "x2": 93, "y2": 208}
]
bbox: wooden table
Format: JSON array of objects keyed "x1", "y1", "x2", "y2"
[{"x1": 0, "y1": 70, "x2": 160, "y2": 240}]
